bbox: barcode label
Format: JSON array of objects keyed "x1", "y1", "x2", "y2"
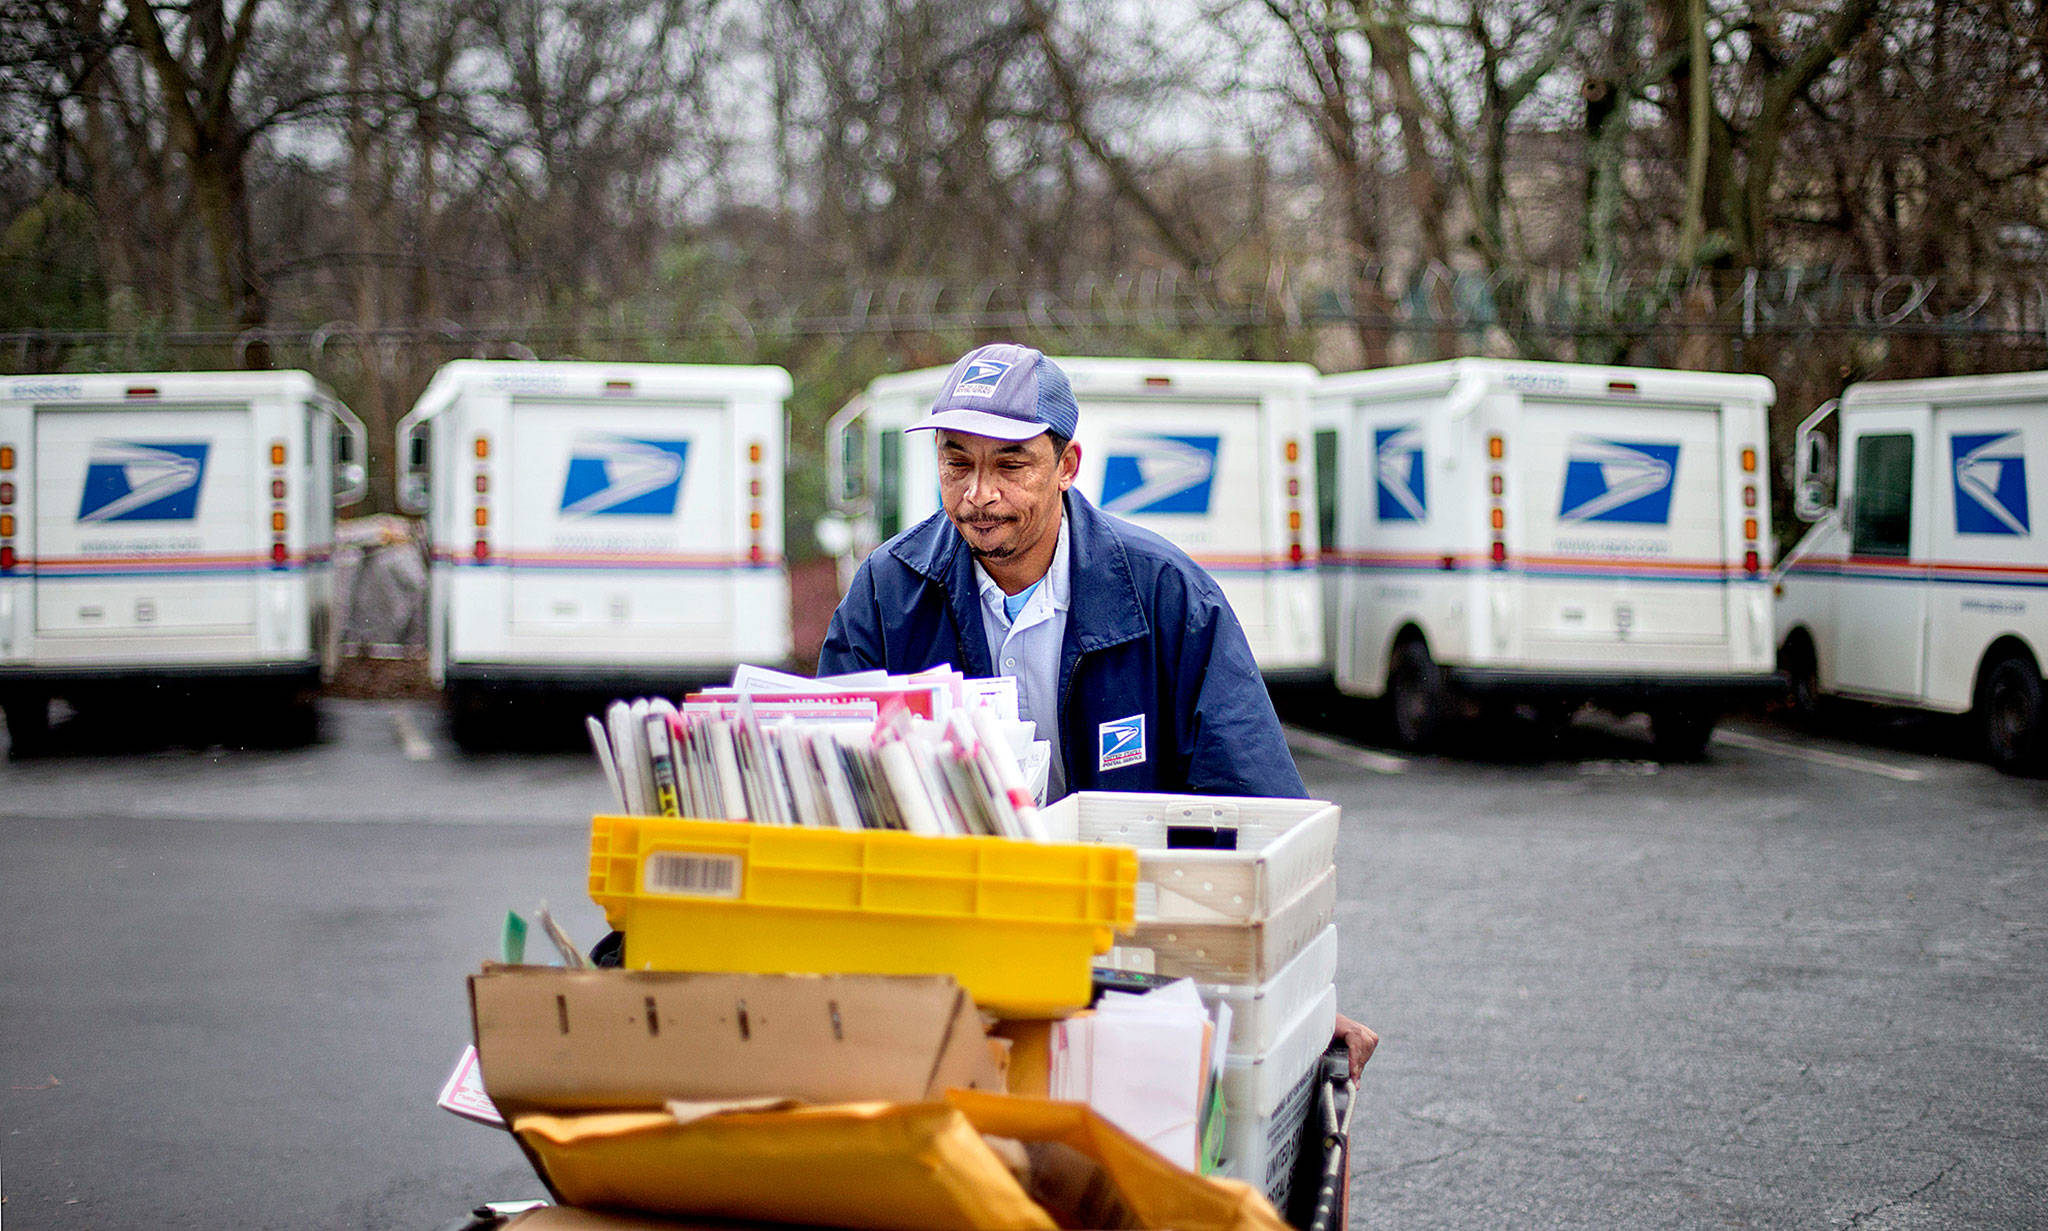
[{"x1": 642, "y1": 852, "x2": 742, "y2": 899}]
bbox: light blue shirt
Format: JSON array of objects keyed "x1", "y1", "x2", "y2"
[{"x1": 975, "y1": 518, "x2": 1072, "y2": 801}]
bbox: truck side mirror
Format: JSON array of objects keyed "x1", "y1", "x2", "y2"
[
  {"x1": 837, "y1": 424, "x2": 868, "y2": 505},
  {"x1": 813, "y1": 513, "x2": 853, "y2": 558},
  {"x1": 395, "y1": 427, "x2": 431, "y2": 515},
  {"x1": 333, "y1": 432, "x2": 366, "y2": 499},
  {"x1": 1794, "y1": 432, "x2": 1836, "y2": 523}
]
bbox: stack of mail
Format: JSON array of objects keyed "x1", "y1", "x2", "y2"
[{"x1": 588, "y1": 664, "x2": 1056, "y2": 839}]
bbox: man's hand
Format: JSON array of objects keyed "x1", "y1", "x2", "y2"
[{"x1": 1333, "y1": 1013, "x2": 1378, "y2": 1081}]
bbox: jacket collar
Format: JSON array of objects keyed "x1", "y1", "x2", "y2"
[{"x1": 889, "y1": 490, "x2": 1150, "y2": 662}]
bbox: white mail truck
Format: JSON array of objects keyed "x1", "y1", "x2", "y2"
[
  {"x1": 396, "y1": 361, "x2": 793, "y2": 740},
  {"x1": 0, "y1": 370, "x2": 369, "y2": 752},
  {"x1": 822, "y1": 357, "x2": 1325, "y2": 678},
  {"x1": 1312, "y1": 359, "x2": 1781, "y2": 757},
  {"x1": 1775, "y1": 370, "x2": 2048, "y2": 774}
]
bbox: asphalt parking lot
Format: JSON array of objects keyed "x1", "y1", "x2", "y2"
[{"x1": 2, "y1": 696, "x2": 2044, "y2": 1230}]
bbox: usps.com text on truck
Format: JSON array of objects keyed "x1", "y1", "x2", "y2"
[
  {"x1": 0, "y1": 370, "x2": 369, "y2": 752},
  {"x1": 824, "y1": 357, "x2": 1325, "y2": 680},
  {"x1": 1776, "y1": 369, "x2": 2048, "y2": 775},
  {"x1": 395, "y1": 361, "x2": 793, "y2": 744},
  {"x1": 1312, "y1": 359, "x2": 1782, "y2": 759}
]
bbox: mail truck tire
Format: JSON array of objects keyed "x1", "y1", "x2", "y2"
[
  {"x1": 2, "y1": 691, "x2": 50, "y2": 759},
  {"x1": 1978, "y1": 655, "x2": 2045, "y2": 777},
  {"x1": 447, "y1": 681, "x2": 494, "y2": 751},
  {"x1": 1387, "y1": 640, "x2": 1449, "y2": 750},
  {"x1": 1778, "y1": 632, "x2": 1824, "y2": 725},
  {"x1": 1649, "y1": 707, "x2": 1716, "y2": 762}
]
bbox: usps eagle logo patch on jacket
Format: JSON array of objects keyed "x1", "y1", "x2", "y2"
[{"x1": 1099, "y1": 714, "x2": 1147, "y2": 771}]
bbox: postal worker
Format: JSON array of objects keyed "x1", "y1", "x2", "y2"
[
  {"x1": 817, "y1": 343, "x2": 1377, "y2": 1075},
  {"x1": 818, "y1": 342, "x2": 1307, "y2": 803}
]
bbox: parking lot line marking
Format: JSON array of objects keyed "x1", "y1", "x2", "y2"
[
  {"x1": 392, "y1": 708, "x2": 436, "y2": 762},
  {"x1": 1711, "y1": 728, "x2": 1927, "y2": 782},
  {"x1": 1283, "y1": 725, "x2": 1409, "y2": 774}
]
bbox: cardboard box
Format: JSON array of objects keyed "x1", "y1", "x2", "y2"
[
  {"x1": 470, "y1": 966, "x2": 1022, "y2": 1229},
  {"x1": 469, "y1": 966, "x2": 1007, "y2": 1115}
]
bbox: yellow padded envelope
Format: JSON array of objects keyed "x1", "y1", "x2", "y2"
[
  {"x1": 947, "y1": 1091, "x2": 1291, "y2": 1231},
  {"x1": 513, "y1": 1101, "x2": 1056, "y2": 1231}
]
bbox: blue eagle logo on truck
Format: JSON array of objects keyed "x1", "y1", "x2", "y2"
[
  {"x1": 77, "y1": 440, "x2": 209, "y2": 523},
  {"x1": 1375, "y1": 424, "x2": 1427, "y2": 521},
  {"x1": 1559, "y1": 438, "x2": 1680, "y2": 525},
  {"x1": 1099, "y1": 434, "x2": 1219, "y2": 515},
  {"x1": 559, "y1": 435, "x2": 689, "y2": 518},
  {"x1": 1951, "y1": 432, "x2": 2030, "y2": 535}
]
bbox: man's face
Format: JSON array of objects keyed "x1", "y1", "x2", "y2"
[{"x1": 935, "y1": 429, "x2": 1080, "y2": 567}]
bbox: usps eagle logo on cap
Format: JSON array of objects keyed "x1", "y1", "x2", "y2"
[
  {"x1": 955, "y1": 358, "x2": 1011, "y2": 400},
  {"x1": 1098, "y1": 714, "x2": 1147, "y2": 771}
]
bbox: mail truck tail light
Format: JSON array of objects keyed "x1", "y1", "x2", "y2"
[
  {"x1": 269, "y1": 439, "x2": 290, "y2": 569},
  {"x1": 1282, "y1": 437, "x2": 1306, "y2": 567},
  {"x1": 472, "y1": 435, "x2": 492, "y2": 562},
  {"x1": 1488, "y1": 437, "x2": 1508, "y2": 568},
  {"x1": 746, "y1": 440, "x2": 767, "y2": 565},
  {"x1": 1738, "y1": 447, "x2": 1761, "y2": 574},
  {"x1": 0, "y1": 442, "x2": 16, "y2": 571}
]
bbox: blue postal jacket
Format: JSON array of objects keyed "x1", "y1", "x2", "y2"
[{"x1": 818, "y1": 490, "x2": 1307, "y2": 799}]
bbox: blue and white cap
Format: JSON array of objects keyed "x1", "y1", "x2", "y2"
[{"x1": 905, "y1": 343, "x2": 1079, "y2": 442}]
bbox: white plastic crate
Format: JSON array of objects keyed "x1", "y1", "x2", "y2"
[
  {"x1": 1104, "y1": 866, "x2": 1336, "y2": 984},
  {"x1": 1220, "y1": 982, "x2": 1338, "y2": 1123},
  {"x1": 1214, "y1": 1040, "x2": 1320, "y2": 1209},
  {"x1": 1041, "y1": 792, "x2": 1340, "y2": 924},
  {"x1": 1214, "y1": 981, "x2": 1338, "y2": 1206},
  {"x1": 1203, "y1": 924, "x2": 1339, "y2": 1059}
]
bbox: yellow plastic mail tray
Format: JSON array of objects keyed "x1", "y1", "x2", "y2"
[{"x1": 588, "y1": 815, "x2": 1138, "y2": 1016}]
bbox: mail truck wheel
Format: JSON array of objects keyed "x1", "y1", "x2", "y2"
[
  {"x1": 1978, "y1": 655, "x2": 2045, "y2": 777},
  {"x1": 2, "y1": 691, "x2": 50, "y2": 758},
  {"x1": 447, "y1": 681, "x2": 494, "y2": 751},
  {"x1": 1387, "y1": 640, "x2": 1449, "y2": 750},
  {"x1": 1649, "y1": 707, "x2": 1716, "y2": 762},
  {"x1": 1778, "y1": 632, "x2": 1823, "y2": 725}
]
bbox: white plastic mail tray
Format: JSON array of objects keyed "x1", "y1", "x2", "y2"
[
  {"x1": 1102, "y1": 866, "x2": 1336, "y2": 985},
  {"x1": 1220, "y1": 982, "x2": 1340, "y2": 1122},
  {"x1": 1202, "y1": 923, "x2": 1339, "y2": 1060},
  {"x1": 1041, "y1": 791, "x2": 1340, "y2": 924}
]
